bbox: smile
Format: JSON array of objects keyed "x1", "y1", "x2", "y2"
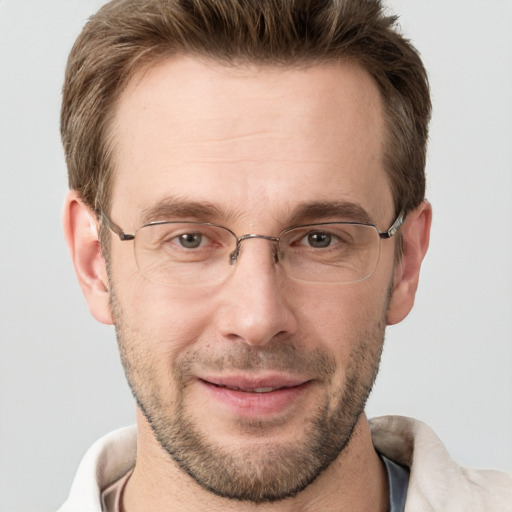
[
  {"x1": 210, "y1": 383, "x2": 289, "y2": 394},
  {"x1": 198, "y1": 376, "x2": 313, "y2": 417}
]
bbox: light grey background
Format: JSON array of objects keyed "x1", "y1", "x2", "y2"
[{"x1": 0, "y1": 1, "x2": 511, "y2": 511}]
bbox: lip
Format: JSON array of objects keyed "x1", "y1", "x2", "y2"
[{"x1": 198, "y1": 374, "x2": 313, "y2": 417}]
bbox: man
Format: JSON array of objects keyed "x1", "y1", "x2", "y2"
[{"x1": 57, "y1": 0, "x2": 512, "y2": 510}]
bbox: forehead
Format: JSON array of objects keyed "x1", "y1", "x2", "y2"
[{"x1": 110, "y1": 57, "x2": 393, "y2": 228}]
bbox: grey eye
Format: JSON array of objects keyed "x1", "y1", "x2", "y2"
[
  {"x1": 178, "y1": 232, "x2": 203, "y2": 249},
  {"x1": 306, "y1": 231, "x2": 332, "y2": 248}
]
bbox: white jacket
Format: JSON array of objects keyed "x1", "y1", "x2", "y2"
[
  {"x1": 370, "y1": 416, "x2": 512, "y2": 511},
  {"x1": 57, "y1": 416, "x2": 512, "y2": 511}
]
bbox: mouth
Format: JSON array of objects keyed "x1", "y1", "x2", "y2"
[
  {"x1": 197, "y1": 375, "x2": 313, "y2": 417},
  {"x1": 207, "y1": 382, "x2": 294, "y2": 394},
  {"x1": 200, "y1": 374, "x2": 309, "y2": 391}
]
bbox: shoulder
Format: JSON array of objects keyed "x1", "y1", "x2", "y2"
[
  {"x1": 56, "y1": 426, "x2": 137, "y2": 512},
  {"x1": 370, "y1": 416, "x2": 512, "y2": 512}
]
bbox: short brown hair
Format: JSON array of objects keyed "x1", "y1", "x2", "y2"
[{"x1": 61, "y1": 0, "x2": 431, "y2": 218}]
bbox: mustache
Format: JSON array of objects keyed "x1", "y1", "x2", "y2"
[{"x1": 176, "y1": 340, "x2": 337, "y2": 377}]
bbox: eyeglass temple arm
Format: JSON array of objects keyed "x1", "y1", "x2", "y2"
[
  {"x1": 379, "y1": 209, "x2": 406, "y2": 239},
  {"x1": 100, "y1": 212, "x2": 135, "y2": 241}
]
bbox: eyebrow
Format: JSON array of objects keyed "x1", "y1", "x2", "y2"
[
  {"x1": 139, "y1": 197, "x2": 227, "y2": 225},
  {"x1": 139, "y1": 197, "x2": 372, "y2": 227},
  {"x1": 288, "y1": 201, "x2": 373, "y2": 225}
]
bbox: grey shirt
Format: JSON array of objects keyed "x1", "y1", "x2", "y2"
[{"x1": 381, "y1": 453, "x2": 410, "y2": 512}]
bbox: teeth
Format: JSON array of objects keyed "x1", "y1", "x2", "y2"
[
  {"x1": 221, "y1": 385, "x2": 279, "y2": 393},
  {"x1": 253, "y1": 387, "x2": 276, "y2": 393}
]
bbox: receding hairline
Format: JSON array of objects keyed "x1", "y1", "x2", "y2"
[{"x1": 114, "y1": 51, "x2": 377, "y2": 105}]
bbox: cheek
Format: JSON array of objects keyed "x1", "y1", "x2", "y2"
[
  {"x1": 295, "y1": 282, "x2": 389, "y2": 340},
  {"x1": 311, "y1": 284, "x2": 389, "y2": 372},
  {"x1": 113, "y1": 276, "x2": 220, "y2": 358}
]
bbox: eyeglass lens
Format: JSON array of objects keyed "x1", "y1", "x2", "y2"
[{"x1": 132, "y1": 222, "x2": 382, "y2": 286}]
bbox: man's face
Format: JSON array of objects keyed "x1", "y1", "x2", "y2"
[{"x1": 106, "y1": 57, "x2": 397, "y2": 502}]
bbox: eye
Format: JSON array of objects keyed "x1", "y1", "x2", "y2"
[
  {"x1": 140, "y1": 223, "x2": 230, "y2": 258},
  {"x1": 176, "y1": 232, "x2": 205, "y2": 249},
  {"x1": 305, "y1": 231, "x2": 335, "y2": 248},
  {"x1": 306, "y1": 231, "x2": 332, "y2": 248}
]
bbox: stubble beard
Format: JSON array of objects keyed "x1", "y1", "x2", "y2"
[{"x1": 110, "y1": 287, "x2": 388, "y2": 504}]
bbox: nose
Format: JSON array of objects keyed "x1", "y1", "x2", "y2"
[{"x1": 214, "y1": 238, "x2": 298, "y2": 347}]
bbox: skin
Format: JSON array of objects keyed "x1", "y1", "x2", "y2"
[{"x1": 64, "y1": 57, "x2": 431, "y2": 511}]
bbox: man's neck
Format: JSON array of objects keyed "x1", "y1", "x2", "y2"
[{"x1": 122, "y1": 411, "x2": 388, "y2": 512}]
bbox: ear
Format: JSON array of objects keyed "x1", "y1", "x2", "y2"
[
  {"x1": 387, "y1": 200, "x2": 432, "y2": 325},
  {"x1": 63, "y1": 190, "x2": 113, "y2": 325}
]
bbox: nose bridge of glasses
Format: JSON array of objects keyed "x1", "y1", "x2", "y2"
[{"x1": 229, "y1": 233, "x2": 280, "y2": 265}]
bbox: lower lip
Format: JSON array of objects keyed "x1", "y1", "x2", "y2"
[{"x1": 199, "y1": 380, "x2": 312, "y2": 417}]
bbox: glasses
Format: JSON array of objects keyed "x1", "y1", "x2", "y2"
[{"x1": 101, "y1": 210, "x2": 405, "y2": 286}]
